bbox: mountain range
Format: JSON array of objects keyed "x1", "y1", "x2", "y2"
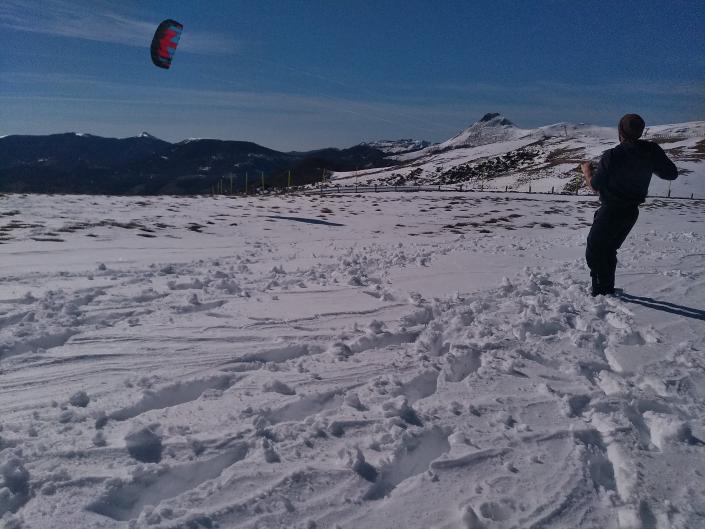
[
  {"x1": 1, "y1": 113, "x2": 703, "y2": 196},
  {"x1": 0, "y1": 133, "x2": 396, "y2": 195},
  {"x1": 331, "y1": 114, "x2": 705, "y2": 198}
]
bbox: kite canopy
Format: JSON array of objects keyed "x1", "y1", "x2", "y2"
[{"x1": 151, "y1": 19, "x2": 183, "y2": 69}]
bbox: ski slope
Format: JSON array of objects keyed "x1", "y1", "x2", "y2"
[{"x1": 1, "y1": 191, "x2": 704, "y2": 529}]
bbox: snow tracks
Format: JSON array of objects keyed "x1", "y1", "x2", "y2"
[
  {"x1": 2, "y1": 262, "x2": 705, "y2": 528},
  {"x1": 2, "y1": 191, "x2": 705, "y2": 528}
]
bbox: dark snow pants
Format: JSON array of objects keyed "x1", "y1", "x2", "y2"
[{"x1": 585, "y1": 204, "x2": 639, "y2": 295}]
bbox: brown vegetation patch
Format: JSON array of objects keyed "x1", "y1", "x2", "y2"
[{"x1": 544, "y1": 147, "x2": 584, "y2": 166}]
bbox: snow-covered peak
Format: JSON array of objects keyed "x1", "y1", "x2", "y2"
[
  {"x1": 437, "y1": 113, "x2": 526, "y2": 150},
  {"x1": 137, "y1": 131, "x2": 157, "y2": 139},
  {"x1": 478, "y1": 112, "x2": 515, "y2": 127}
]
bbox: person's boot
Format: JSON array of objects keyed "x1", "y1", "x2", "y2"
[
  {"x1": 591, "y1": 276, "x2": 601, "y2": 297},
  {"x1": 603, "y1": 268, "x2": 616, "y2": 295}
]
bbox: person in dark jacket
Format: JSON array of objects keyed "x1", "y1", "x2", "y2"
[{"x1": 581, "y1": 114, "x2": 678, "y2": 296}]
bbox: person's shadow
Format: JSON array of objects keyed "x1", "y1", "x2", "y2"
[{"x1": 616, "y1": 291, "x2": 705, "y2": 321}]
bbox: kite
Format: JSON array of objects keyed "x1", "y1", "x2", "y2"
[{"x1": 151, "y1": 19, "x2": 183, "y2": 69}]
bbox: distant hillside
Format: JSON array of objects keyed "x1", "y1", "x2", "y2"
[
  {"x1": 0, "y1": 132, "x2": 171, "y2": 170},
  {"x1": 360, "y1": 139, "x2": 432, "y2": 155},
  {"x1": 331, "y1": 115, "x2": 705, "y2": 199},
  {"x1": 0, "y1": 134, "x2": 394, "y2": 195}
]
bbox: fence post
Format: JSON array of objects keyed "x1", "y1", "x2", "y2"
[
  {"x1": 691, "y1": 193, "x2": 694, "y2": 199},
  {"x1": 505, "y1": 185, "x2": 508, "y2": 192},
  {"x1": 438, "y1": 185, "x2": 441, "y2": 191},
  {"x1": 529, "y1": 185, "x2": 532, "y2": 193},
  {"x1": 551, "y1": 186, "x2": 554, "y2": 194}
]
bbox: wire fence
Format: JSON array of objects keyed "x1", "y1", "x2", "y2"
[{"x1": 293, "y1": 183, "x2": 703, "y2": 202}]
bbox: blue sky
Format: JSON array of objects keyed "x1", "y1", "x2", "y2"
[{"x1": 1, "y1": 0, "x2": 703, "y2": 150}]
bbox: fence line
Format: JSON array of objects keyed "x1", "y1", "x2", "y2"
[{"x1": 294, "y1": 183, "x2": 703, "y2": 202}]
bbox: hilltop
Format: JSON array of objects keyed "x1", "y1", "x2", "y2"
[{"x1": 332, "y1": 115, "x2": 705, "y2": 198}]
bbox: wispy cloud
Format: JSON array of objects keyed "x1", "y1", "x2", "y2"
[
  {"x1": 429, "y1": 79, "x2": 705, "y2": 99},
  {"x1": 0, "y1": 0, "x2": 237, "y2": 55},
  {"x1": 0, "y1": 71, "x2": 456, "y2": 134},
  {"x1": 4, "y1": 70, "x2": 702, "y2": 137},
  {"x1": 3, "y1": 69, "x2": 701, "y2": 148}
]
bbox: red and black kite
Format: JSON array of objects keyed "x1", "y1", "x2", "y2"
[{"x1": 151, "y1": 19, "x2": 183, "y2": 69}]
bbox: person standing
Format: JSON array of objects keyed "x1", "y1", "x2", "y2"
[{"x1": 581, "y1": 114, "x2": 678, "y2": 296}]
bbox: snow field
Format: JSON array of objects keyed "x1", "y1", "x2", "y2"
[{"x1": 1, "y1": 191, "x2": 704, "y2": 529}]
